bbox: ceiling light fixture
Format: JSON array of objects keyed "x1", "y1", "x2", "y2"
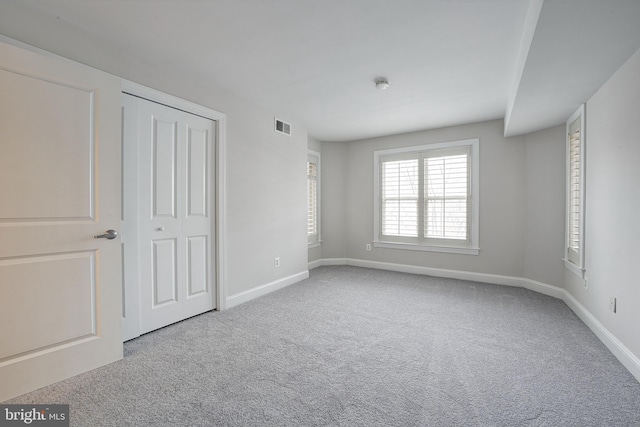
[{"x1": 375, "y1": 78, "x2": 390, "y2": 90}]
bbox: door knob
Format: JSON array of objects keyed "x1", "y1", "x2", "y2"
[{"x1": 94, "y1": 229, "x2": 118, "y2": 240}]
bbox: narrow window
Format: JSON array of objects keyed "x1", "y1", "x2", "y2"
[
  {"x1": 307, "y1": 151, "x2": 321, "y2": 246},
  {"x1": 565, "y1": 105, "x2": 585, "y2": 276}
]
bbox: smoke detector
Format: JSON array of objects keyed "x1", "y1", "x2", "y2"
[{"x1": 375, "y1": 78, "x2": 390, "y2": 90}]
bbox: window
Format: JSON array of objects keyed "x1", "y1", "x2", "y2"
[
  {"x1": 565, "y1": 105, "x2": 585, "y2": 276},
  {"x1": 374, "y1": 139, "x2": 479, "y2": 254},
  {"x1": 307, "y1": 151, "x2": 321, "y2": 246}
]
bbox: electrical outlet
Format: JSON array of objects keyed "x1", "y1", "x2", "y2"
[
  {"x1": 609, "y1": 296, "x2": 616, "y2": 313},
  {"x1": 365, "y1": 244, "x2": 372, "y2": 251},
  {"x1": 274, "y1": 257, "x2": 280, "y2": 267}
]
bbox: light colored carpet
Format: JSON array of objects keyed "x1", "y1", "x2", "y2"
[{"x1": 7, "y1": 266, "x2": 640, "y2": 426}]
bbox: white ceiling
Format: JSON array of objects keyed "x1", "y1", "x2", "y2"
[{"x1": 1, "y1": 0, "x2": 639, "y2": 141}]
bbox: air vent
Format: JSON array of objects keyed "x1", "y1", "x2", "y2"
[{"x1": 275, "y1": 118, "x2": 291, "y2": 136}]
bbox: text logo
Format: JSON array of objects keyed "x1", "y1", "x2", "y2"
[{"x1": 0, "y1": 405, "x2": 68, "y2": 427}]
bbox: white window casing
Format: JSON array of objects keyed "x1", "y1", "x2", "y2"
[
  {"x1": 374, "y1": 139, "x2": 479, "y2": 255},
  {"x1": 307, "y1": 150, "x2": 321, "y2": 247},
  {"x1": 564, "y1": 105, "x2": 586, "y2": 277}
]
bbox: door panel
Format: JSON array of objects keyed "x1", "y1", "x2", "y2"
[
  {"x1": 0, "y1": 41, "x2": 122, "y2": 402},
  {"x1": 152, "y1": 238, "x2": 178, "y2": 307},
  {"x1": 0, "y1": 69, "x2": 94, "y2": 221},
  {"x1": 0, "y1": 252, "x2": 96, "y2": 360},
  {"x1": 152, "y1": 117, "x2": 178, "y2": 219},
  {"x1": 187, "y1": 236, "x2": 208, "y2": 296},
  {"x1": 187, "y1": 128, "x2": 208, "y2": 217}
]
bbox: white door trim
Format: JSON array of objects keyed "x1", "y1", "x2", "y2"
[{"x1": 121, "y1": 80, "x2": 227, "y2": 314}]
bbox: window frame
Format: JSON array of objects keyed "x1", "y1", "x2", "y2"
[
  {"x1": 564, "y1": 105, "x2": 586, "y2": 277},
  {"x1": 373, "y1": 138, "x2": 479, "y2": 255},
  {"x1": 307, "y1": 150, "x2": 321, "y2": 247}
]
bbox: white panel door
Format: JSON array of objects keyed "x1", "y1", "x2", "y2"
[
  {"x1": 127, "y1": 95, "x2": 215, "y2": 335},
  {"x1": 0, "y1": 41, "x2": 122, "y2": 401}
]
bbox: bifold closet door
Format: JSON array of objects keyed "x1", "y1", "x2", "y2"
[{"x1": 123, "y1": 94, "x2": 215, "y2": 337}]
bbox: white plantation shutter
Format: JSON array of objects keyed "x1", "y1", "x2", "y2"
[
  {"x1": 565, "y1": 105, "x2": 585, "y2": 272},
  {"x1": 381, "y1": 159, "x2": 419, "y2": 237},
  {"x1": 378, "y1": 142, "x2": 476, "y2": 250},
  {"x1": 568, "y1": 129, "x2": 581, "y2": 252},
  {"x1": 424, "y1": 149, "x2": 469, "y2": 241},
  {"x1": 307, "y1": 152, "x2": 320, "y2": 244},
  {"x1": 307, "y1": 161, "x2": 317, "y2": 236}
]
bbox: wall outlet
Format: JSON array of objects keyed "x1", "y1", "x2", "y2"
[
  {"x1": 274, "y1": 257, "x2": 280, "y2": 267},
  {"x1": 609, "y1": 296, "x2": 617, "y2": 313},
  {"x1": 365, "y1": 243, "x2": 372, "y2": 251}
]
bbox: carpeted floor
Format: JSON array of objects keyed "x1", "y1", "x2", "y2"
[{"x1": 7, "y1": 266, "x2": 640, "y2": 426}]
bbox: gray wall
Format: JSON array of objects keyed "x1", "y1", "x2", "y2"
[
  {"x1": 523, "y1": 125, "x2": 566, "y2": 287},
  {"x1": 565, "y1": 47, "x2": 640, "y2": 358},
  {"x1": 307, "y1": 137, "x2": 322, "y2": 153},
  {"x1": 324, "y1": 120, "x2": 531, "y2": 277},
  {"x1": 224, "y1": 107, "x2": 308, "y2": 295},
  {"x1": 320, "y1": 142, "x2": 349, "y2": 260},
  {"x1": 318, "y1": 119, "x2": 567, "y2": 288}
]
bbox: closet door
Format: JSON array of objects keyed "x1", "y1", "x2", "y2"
[
  {"x1": 122, "y1": 94, "x2": 215, "y2": 338},
  {"x1": 0, "y1": 41, "x2": 122, "y2": 401}
]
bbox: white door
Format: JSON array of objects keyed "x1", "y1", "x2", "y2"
[
  {"x1": 122, "y1": 94, "x2": 215, "y2": 338},
  {"x1": 0, "y1": 41, "x2": 122, "y2": 401}
]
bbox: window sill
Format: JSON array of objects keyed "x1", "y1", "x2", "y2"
[
  {"x1": 308, "y1": 241, "x2": 322, "y2": 249},
  {"x1": 563, "y1": 258, "x2": 585, "y2": 278},
  {"x1": 374, "y1": 241, "x2": 479, "y2": 255}
]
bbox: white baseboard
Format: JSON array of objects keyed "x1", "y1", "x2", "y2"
[
  {"x1": 308, "y1": 259, "x2": 324, "y2": 270},
  {"x1": 313, "y1": 257, "x2": 564, "y2": 299},
  {"x1": 225, "y1": 270, "x2": 309, "y2": 309},
  {"x1": 310, "y1": 257, "x2": 640, "y2": 383},
  {"x1": 562, "y1": 290, "x2": 640, "y2": 382},
  {"x1": 309, "y1": 258, "x2": 347, "y2": 269}
]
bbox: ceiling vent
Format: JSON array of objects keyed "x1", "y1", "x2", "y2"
[{"x1": 275, "y1": 118, "x2": 291, "y2": 136}]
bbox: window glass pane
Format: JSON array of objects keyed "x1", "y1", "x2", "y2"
[
  {"x1": 426, "y1": 199, "x2": 467, "y2": 239},
  {"x1": 424, "y1": 153, "x2": 468, "y2": 240},
  {"x1": 382, "y1": 159, "x2": 419, "y2": 198},
  {"x1": 425, "y1": 154, "x2": 467, "y2": 198},
  {"x1": 381, "y1": 159, "x2": 418, "y2": 237},
  {"x1": 383, "y1": 200, "x2": 418, "y2": 237}
]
